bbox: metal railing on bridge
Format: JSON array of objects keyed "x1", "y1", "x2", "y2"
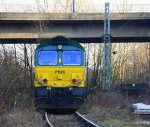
[{"x1": 0, "y1": 4, "x2": 150, "y2": 13}]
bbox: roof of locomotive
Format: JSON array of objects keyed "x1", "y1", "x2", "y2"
[{"x1": 36, "y1": 36, "x2": 84, "y2": 50}]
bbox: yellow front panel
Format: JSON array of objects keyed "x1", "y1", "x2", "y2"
[{"x1": 35, "y1": 66, "x2": 85, "y2": 87}]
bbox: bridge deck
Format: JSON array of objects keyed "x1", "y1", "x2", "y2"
[
  {"x1": 0, "y1": 13, "x2": 149, "y2": 43},
  {"x1": 0, "y1": 13, "x2": 150, "y2": 21}
]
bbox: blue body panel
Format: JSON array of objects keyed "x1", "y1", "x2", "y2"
[{"x1": 35, "y1": 87, "x2": 85, "y2": 109}]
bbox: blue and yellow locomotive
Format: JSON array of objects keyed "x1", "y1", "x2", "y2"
[{"x1": 34, "y1": 36, "x2": 86, "y2": 113}]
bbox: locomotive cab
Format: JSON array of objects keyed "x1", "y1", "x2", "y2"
[{"x1": 34, "y1": 36, "x2": 86, "y2": 114}]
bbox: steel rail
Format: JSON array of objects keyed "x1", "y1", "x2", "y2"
[
  {"x1": 75, "y1": 111, "x2": 100, "y2": 127},
  {"x1": 45, "y1": 112, "x2": 54, "y2": 127}
]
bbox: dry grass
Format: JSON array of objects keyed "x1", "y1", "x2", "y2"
[
  {"x1": 1, "y1": 108, "x2": 45, "y2": 127},
  {"x1": 79, "y1": 92, "x2": 150, "y2": 127},
  {"x1": 1, "y1": 91, "x2": 149, "y2": 127}
]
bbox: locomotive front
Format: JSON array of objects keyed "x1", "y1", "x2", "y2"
[{"x1": 34, "y1": 36, "x2": 86, "y2": 113}]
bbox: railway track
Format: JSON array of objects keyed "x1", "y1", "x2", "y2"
[
  {"x1": 75, "y1": 112, "x2": 100, "y2": 127},
  {"x1": 45, "y1": 112, "x2": 54, "y2": 127},
  {"x1": 45, "y1": 111, "x2": 100, "y2": 127}
]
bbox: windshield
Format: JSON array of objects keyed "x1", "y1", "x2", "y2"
[
  {"x1": 62, "y1": 51, "x2": 81, "y2": 65},
  {"x1": 38, "y1": 51, "x2": 57, "y2": 65}
]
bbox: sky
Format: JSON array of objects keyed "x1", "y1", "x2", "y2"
[
  {"x1": 0, "y1": 0, "x2": 149, "y2": 13},
  {"x1": 1, "y1": 0, "x2": 150, "y2": 4}
]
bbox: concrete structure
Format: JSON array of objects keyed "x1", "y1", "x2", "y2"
[{"x1": 0, "y1": 13, "x2": 150, "y2": 43}]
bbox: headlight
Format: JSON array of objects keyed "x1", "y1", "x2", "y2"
[
  {"x1": 38, "y1": 78, "x2": 43, "y2": 84},
  {"x1": 77, "y1": 79, "x2": 82, "y2": 84},
  {"x1": 38, "y1": 78, "x2": 48, "y2": 84}
]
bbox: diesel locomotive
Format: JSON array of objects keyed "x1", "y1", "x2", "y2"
[{"x1": 34, "y1": 36, "x2": 86, "y2": 113}]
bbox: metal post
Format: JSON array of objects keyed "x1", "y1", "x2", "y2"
[
  {"x1": 102, "y1": 3, "x2": 111, "y2": 91},
  {"x1": 72, "y1": 0, "x2": 75, "y2": 12}
]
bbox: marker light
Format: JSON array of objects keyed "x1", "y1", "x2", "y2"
[
  {"x1": 43, "y1": 78, "x2": 48, "y2": 83},
  {"x1": 58, "y1": 45, "x2": 63, "y2": 50},
  {"x1": 72, "y1": 79, "x2": 76, "y2": 84}
]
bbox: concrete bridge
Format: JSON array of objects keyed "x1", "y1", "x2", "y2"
[{"x1": 0, "y1": 12, "x2": 150, "y2": 43}]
